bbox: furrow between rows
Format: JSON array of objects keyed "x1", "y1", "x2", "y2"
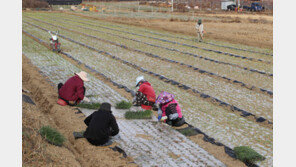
[
  {"x1": 23, "y1": 17, "x2": 272, "y2": 97},
  {"x1": 23, "y1": 28, "x2": 273, "y2": 166},
  {"x1": 22, "y1": 37, "x2": 226, "y2": 167},
  {"x1": 23, "y1": 20, "x2": 273, "y2": 123}
]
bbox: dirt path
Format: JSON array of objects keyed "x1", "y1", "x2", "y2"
[{"x1": 22, "y1": 55, "x2": 137, "y2": 167}]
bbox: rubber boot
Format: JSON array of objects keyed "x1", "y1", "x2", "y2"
[
  {"x1": 73, "y1": 131, "x2": 85, "y2": 139},
  {"x1": 101, "y1": 140, "x2": 113, "y2": 146}
]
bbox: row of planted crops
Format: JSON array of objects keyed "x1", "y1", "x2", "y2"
[
  {"x1": 23, "y1": 12, "x2": 273, "y2": 166},
  {"x1": 23, "y1": 34, "x2": 228, "y2": 166}
]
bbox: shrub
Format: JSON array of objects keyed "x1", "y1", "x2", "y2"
[
  {"x1": 76, "y1": 102, "x2": 101, "y2": 109},
  {"x1": 39, "y1": 126, "x2": 65, "y2": 146},
  {"x1": 116, "y1": 100, "x2": 132, "y2": 109},
  {"x1": 234, "y1": 146, "x2": 265, "y2": 164},
  {"x1": 125, "y1": 110, "x2": 152, "y2": 119},
  {"x1": 23, "y1": 0, "x2": 49, "y2": 9}
]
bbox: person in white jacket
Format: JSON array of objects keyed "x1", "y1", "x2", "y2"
[
  {"x1": 195, "y1": 19, "x2": 204, "y2": 42},
  {"x1": 48, "y1": 30, "x2": 59, "y2": 44}
]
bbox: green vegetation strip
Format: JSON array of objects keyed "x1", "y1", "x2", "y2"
[
  {"x1": 177, "y1": 127, "x2": 199, "y2": 136},
  {"x1": 116, "y1": 100, "x2": 132, "y2": 109},
  {"x1": 234, "y1": 146, "x2": 265, "y2": 164},
  {"x1": 125, "y1": 110, "x2": 152, "y2": 119},
  {"x1": 76, "y1": 102, "x2": 101, "y2": 109},
  {"x1": 39, "y1": 126, "x2": 65, "y2": 146}
]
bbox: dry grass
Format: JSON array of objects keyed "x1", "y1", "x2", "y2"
[{"x1": 22, "y1": 104, "x2": 50, "y2": 166}]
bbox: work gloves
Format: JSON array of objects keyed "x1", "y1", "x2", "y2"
[
  {"x1": 158, "y1": 108, "x2": 168, "y2": 122},
  {"x1": 160, "y1": 116, "x2": 168, "y2": 122}
]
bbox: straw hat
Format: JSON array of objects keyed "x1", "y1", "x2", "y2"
[{"x1": 75, "y1": 71, "x2": 89, "y2": 82}]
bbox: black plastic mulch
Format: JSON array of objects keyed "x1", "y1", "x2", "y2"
[
  {"x1": 109, "y1": 146, "x2": 127, "y2": 158},
  {"x1": 22, "y1": 94, "x2": 35, "y2": 105},
  {"x1": 177, "y1": 123, "x2": 259, "y2": 167}
]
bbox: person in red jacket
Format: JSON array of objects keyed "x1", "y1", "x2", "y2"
[
  {"x1": 132, "y1": 76, "x2": 156, "y2": 110},
  {"x1": 57, "y1": 71, "x2": 90, "y2": 106}
]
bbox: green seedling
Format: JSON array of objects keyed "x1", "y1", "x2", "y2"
[
  {"x1": 234, "y1": 146, "x2": 265, "y2": 164},
  {"x1": 125, "y1": 110, "x2": 152, "y2": 119},
  {"x1": 76, "y1": 102, "x2": 101, "y2": 109},
  {"x1": 177, "y1": 128, "x2": 199, "y2": 136},
  {"x1": 39, "y1": 126, "x2": 65, "y2": 146},
  {"x1": 116, "y1": 100, "x2": 132, "y2": 109}
]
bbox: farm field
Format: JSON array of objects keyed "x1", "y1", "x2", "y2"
[
  {"x1": 66, "y1": 1, "x2": 273, "y2": 23},
  {"x1": 52, "y1": 1, "x2": 273, "y2": 49},
  {"x1": 23, "y1": 10, "x2": 273, "y2": 167},
  {"x1": 22, "y1": 37, "x2": 227, "y2": 166}
]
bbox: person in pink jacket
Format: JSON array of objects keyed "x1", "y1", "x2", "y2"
[{"x1": 155, "y1": 91, "x2": 185, "y2": 127}]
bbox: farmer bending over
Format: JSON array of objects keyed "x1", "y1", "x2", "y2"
[
  {"x1": 132, "y1": 76, "x2": 156, "y2": 110},
  {"x1": 73, "y1": 103, "x2": 119, "y2": 146},
  {"x1": 57, "y1": 71, "x2": 90, "y2": 106},
  {"x1": 195, "y1": 19, "x2": 204, "y2": 42},
  {"x1": 156, "y1": 91, "x2": 185, "y2": 127}
]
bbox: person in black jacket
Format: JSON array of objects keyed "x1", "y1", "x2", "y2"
[{"x1": 73, "y1": 102, "x2": 119, "y2": 146}]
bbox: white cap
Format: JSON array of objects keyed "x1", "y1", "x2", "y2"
[
  {"x1": 52, "y1": 35, "x2": 58, "y2": 40},
  {"x1": 136, "y1": 76, "x2": 144, "y2": 87}
]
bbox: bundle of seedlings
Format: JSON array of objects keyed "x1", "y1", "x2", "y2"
[
  {"x1": 125, "y1": 110, "x2": 152, "y2": 119},
  {"x1": 177, "y1": 127, "x2": 199, "y2": 136},
  {"x1": 76, "y1": 102, "x2": 101, "y2": 109},
  {"x1": 116, "y1": 100, "x2": 132, "y2": 109},
  {"x1": 39, "y1": 126, "x2": 65, "y2": 146},
  {"x1": 234, "y1": 146, "x2": 265, "y2": 165}
]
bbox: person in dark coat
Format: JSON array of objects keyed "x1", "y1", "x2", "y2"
[
  {"x1": 57, "y1": 71, "x2": 90, "y2": 106},
  {"x1": 73, "y1": 103, "x2": 119, "y2": 146}
]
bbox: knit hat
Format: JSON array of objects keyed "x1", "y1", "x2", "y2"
[
  {"x1": 155, "y1": 91, "x2": 175, "y2": 105},
  {"x1": 75, "y1": 71, "x2": 89, "y2": 82},
  {"x1": 99, "y1": 102, "x2": 111, "y2": 112},
  {"x1": 198, "y1": 19, "x2": 202, "y2": 24}
]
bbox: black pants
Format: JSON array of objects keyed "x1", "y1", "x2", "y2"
[
  {"x1": 135, "y1": 91, "x2": 154, "y2": 106},
  {"x1": 58, "y1": 83, "x2": 86, "y2": 106},
  {"x1": 86, "y1": 137, "x2": 110, "y2": 146},
  {"x1": 166, "y1": 117, "x2": 185, "y2": 127}
]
